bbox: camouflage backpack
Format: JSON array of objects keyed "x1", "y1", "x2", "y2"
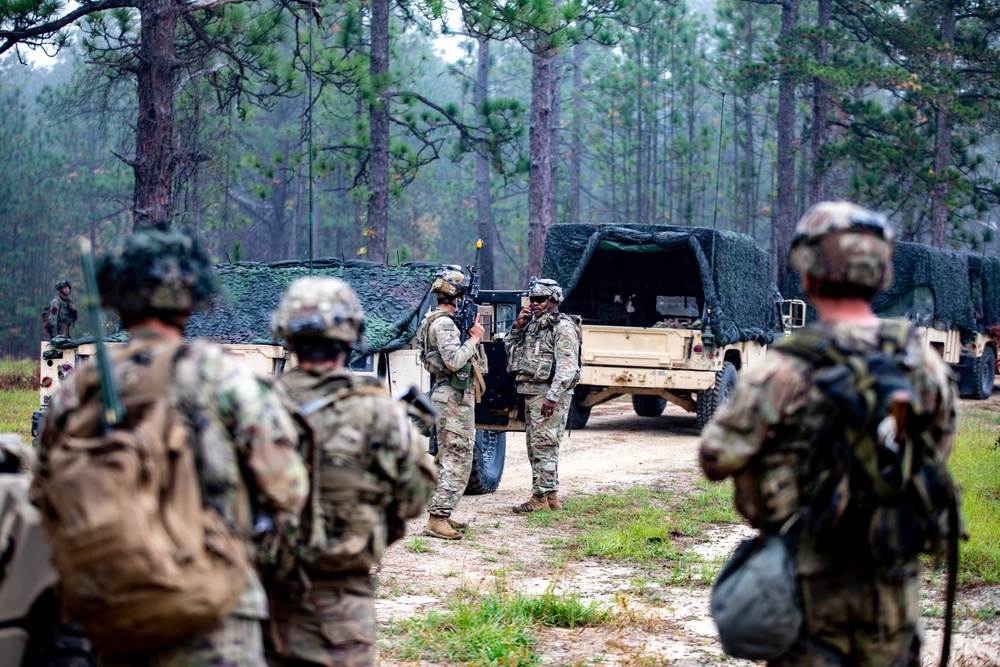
[
  {"x1": 29, "y1": 341, "x2": 248, "y2": 657},
  {"x1": 774, "y1": 319, "x2": 962, "y2": 666}
]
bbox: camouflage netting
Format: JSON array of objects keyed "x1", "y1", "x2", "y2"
[
  {"x1": 784, "y1": 242, "x2": 989, "y2": 340},
  {"x1": 542, "y1": 224, "x2": 779, "y2": 347},
  {"x1": 56, "y1": 259, "x2": 446, "y2": 353}
]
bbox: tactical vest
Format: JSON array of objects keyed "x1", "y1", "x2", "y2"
[
  {"x1": 416, "y1": 310, "x2": 453, "y2": 378},
  {"x1": 284, "y1": 372, "x2": 396, "y2": 574},
  {"x1": 506, "y1": 312, "x2": 581, "y2": 385}
]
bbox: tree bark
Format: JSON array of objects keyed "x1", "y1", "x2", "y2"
[
  {"x1": 527, "y1": 33, "x2": 554, "y2": 280},
  {"x1": 931, "y1": 1, "x2": 955, "y2": 248},
  {"x1": 474, "y1": 36, "x2": 496, "y2": 289},
  {"x1": 570, "y1": 43, "x2": 583, "y2": 222},
  {"x1": 635, "y1": 33, "x2": 645, "y2": 225},
  {"x1": 773, "y1": 0, "x2": 799, "y2": 285},
  {"x1": 809, "y1": 0, "x2": 830, "y2": 205},
  {"x1": 133, "y1": 0, "x2": 179, "y2": 229},
  {"x1": 368, "y1": 0, "x2": 390, "y2": 261},
  {"x1": 743, "y1": 3, "x2": 755, "y2": 237}
]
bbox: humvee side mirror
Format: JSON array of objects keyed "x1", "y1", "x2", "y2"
[{"x1": 782, "y1": 299, "x2": 807, "y2": 329}]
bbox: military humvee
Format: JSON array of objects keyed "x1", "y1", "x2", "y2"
[{"x1": 471, "y1": 224, "x2": 805, "y2": 431}]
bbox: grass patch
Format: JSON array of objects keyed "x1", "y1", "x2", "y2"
[
  {"x1": 0, "y1": 358, "x2": 35, "y2": 391},
  {"x1": 949, "y1": 408, "x2": 1000, "y2": 585},
  {"x1": 385, "y1": 584, "x2": 609, "y2": 666},
  {"x1": 528, "y1": 482, "x2": 739, "y2": 577},
  {"x1": 405, "y1": 536, "x2": 431, "y2": 554},
  {"x1": 0, "y1": 359, "x2": 37, "y2": 441}
]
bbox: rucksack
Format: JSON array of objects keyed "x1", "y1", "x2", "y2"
[
  {"x1": 29, "y1": 341, "x2": 249, "y2": 657},
  {"x1": 775, "y1": 319, "x2": 962, "y2": 666}
]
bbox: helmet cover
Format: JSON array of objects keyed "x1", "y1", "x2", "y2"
[
  {"x1": 788, "y1": 201, "x2": 894, "y2": 292},
  {"x1": 431, "y1": 269, "x2": 466, "y2": 297},
  {"x1": 528, "y1": 278, "x2": 563, "y2": 303},
  {"x1": 271, "y1": 276, "x2": 364, "y2": 343}
]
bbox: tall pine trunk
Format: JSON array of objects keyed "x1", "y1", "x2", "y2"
[
  {"x1": 773, "y1": 0, "x2": 799, "y2": 285},
  {"x1": 474, "y1": 37, "x2": 496, "y2": 288},
  {"x1": 809, "y1": 0, "x2": 830, "y2": 204},
  {"x1": 527, "y1": 34, "x2": 554, "y2": 279},
  {"x1": 368, "y1": 0, "x2": 390, "y2": 262},
  {"x1": 133, "y1": 0, "x2": 179, "y2": 229},
  {"x1": 931, "y1": 1, "x2": 955, "y2": 248},
  {"x1": 570, "y1": 43, "x2": 583, "y2": 222}
]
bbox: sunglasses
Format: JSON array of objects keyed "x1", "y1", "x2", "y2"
[{"x1": 529, "y1": 296, "x2": 548, "y2": 304}]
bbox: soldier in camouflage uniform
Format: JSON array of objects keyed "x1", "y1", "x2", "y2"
[
  {"x1": 35, "y1": 228, "x2": 309, "y2": 667},
  {"x1": 44, "y1": 279, "x2": 78, "y2": 339},
  {"x1": 265, "y1": 276, "x2": 437, "y2": 667},
  {"x1": 700, "y1": 202, "x2": 957, "y2": 667},
  {"x1": 416, "y1": 269, "x2": 487, "y2": 540},
  {"x1": 505, "y1": 278, "x2": 581, "y2": 514}
]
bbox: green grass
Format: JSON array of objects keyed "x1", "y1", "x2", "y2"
[
  {"x1": 526, "y1": 481, "x2": 740, "y2": 583},
  {"x1": 949, "y1": 408, "x2": 1000, "y2": 585},
  {"x1": 0, "y1": 358, "x2": 37, "y2": 440},
  {"x1": 385, "y1": 583, "x2": 609, "y2": 666}
]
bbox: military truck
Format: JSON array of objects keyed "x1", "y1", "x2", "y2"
[
  {"x1": 474, "y1": 224, "x2": 805, "y2": 432},
  {"x1": 870, "y1": 243, "x2": 999, "y2": 399},
  {"x1": 34, "y1": 257, "x2": 511, "y2": 496}
]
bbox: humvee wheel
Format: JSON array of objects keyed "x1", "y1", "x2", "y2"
[
  {"x1": 632, "y1": 394, "x2": 667, "y2": 417},
  {"x1": 569, "y1": 388, "x2": 592, "y2": 429},
  {"x1": 465, "y1": 430, "x2": 506, "y2": 495},
  {"x1": 971, "y1": 346, "x2": 996, "y2": 399},
  {"x1": 696, "y1": 362, "x2": 738, "y2": 430}
]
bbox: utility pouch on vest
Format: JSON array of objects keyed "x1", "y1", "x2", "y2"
[{"x1": 451, "y1": 360, "x2": 473, "y2": 391}]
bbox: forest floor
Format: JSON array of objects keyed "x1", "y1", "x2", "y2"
[{"x1": 374, "y1": 397, "x2": 1000, "y2": 667}]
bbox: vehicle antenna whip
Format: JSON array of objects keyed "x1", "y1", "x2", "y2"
[
  {"x1": 703, "y1": 91, "x2": 726, "y2": 347},
  {"x1": 79, "y1": 238, "x2": 125, "y2": 429},
  {"x1": 307, "y1": 9, "x2": 315, "y2": 274}
]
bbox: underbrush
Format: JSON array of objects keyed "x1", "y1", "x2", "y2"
[
  {"x1": 949, "y1": 408, "x2": 1000, "y2": 585},
  {"x1": 0, "y1": 359, "x2": 36, "y2": 440},
  {"x1": 384, "y1": 579, "x2": 609, "y2": 666},
  {"x1": 529, "y1": 480, "x2": 740, "y2": 586}
]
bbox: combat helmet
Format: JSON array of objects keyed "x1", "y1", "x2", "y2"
[
  {"x1": 788, "y1": 201, "x2": 894, "y2": 293},
  {"x1": 271, "y1": 276, "x2": 364, "y2": 344},
  {"x1": 55, "y1": 279, "x2": 71, "y2": 292},
  {"x1": 528, "y1": 278, "x2": 563, "y2": 303},
  {"x1": 431, "y1": 269, "x2": 466, "y2": 298},
  {"x1": 97, "y1": 227, "x2": 218, "y2": 318}
]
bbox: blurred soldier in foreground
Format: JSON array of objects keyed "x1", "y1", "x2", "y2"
[
  {"x1": 32, "y1": 228, "x2": 308, "y2": 666},
  {"x1": 416, "y1": 269, "x2": 486, "y2": 540},
  {"x1": 265, "y1": 276, "x2": 436, "y2": 666},
  {"x1": 44, "y1": 279, "x2": 78, "y2": 339},
  {"x1": 700, "y1": 202, "x2": 957, "y2": 666},
  {"x1": 505, "y1": 278, "x2": 580, "y2": 513}
]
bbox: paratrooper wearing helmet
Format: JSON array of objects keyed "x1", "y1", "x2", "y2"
[
  {"x1": 700, "y1": 202, "x2": 956, "y2": 666},
  {"x1": 505, "y1": 278, "x2": 580, "y2": 514},
  {"x1": 266, "y1": 276, "x2": 435, "y2": 666},
  {"x1": 44, "y1": 278, "x2": 78, "y2": 339},
  {"x1": 34, "y1": 228, "x2": 308, "y2": 665},
  {"x1": 416, "y1": 268, "x2": 488, "y2": 540}
]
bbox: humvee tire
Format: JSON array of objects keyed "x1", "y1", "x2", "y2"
[
  {"x1": 696, "y1": 362, "x2": 738, "y2": 430},
  {"x1": 569, "y1": 388, "x2": 592, "y2": 429},
  {"x1": 465, "y1": 430, "x2": 506, "y2": 495},
  {"x1": 632, "y1": 394, "x2": 667, "y2": 417},
  {"x1": 971, "y1": 345, "x2": 996, "y2": 400}
]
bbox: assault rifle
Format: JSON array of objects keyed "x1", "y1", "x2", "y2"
[
  {"x1": 456, "y1": 239, "x2": 483, "y2": 343},
  {"x1": 79, "y1": 238, "x2": 125, "y2": 429}
]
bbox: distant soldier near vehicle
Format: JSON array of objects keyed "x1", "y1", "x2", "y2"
[
  {"x1": 265, "y1": 276, "x2": 437, "y2": 667},
  {"x1": 43, "y1": 279, "x2": 78, "y2": 339},
  {"x1": 700, "y1": 202, "x2": 958, "y2": 667},
  {"x1": 505, "y1": 278, "x2": 581, "y2": 514},
  {"x1": 416, "y1": 269, "x2": 487, "y2": 540},
  {"x1": 32, "y1": 228, "x2": 309, "y2": 666}
]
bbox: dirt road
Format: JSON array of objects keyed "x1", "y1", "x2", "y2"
[{"x1": 375, "y1": 399, "x2": 1000, "y2": 666}]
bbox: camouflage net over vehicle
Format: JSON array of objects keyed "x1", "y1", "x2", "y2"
[
  {"x1": 542, "y1": 224, "x2": 779, "y2": 347},
  {"x1": 55, "y1": 258, "x2": 446, "y2": 353},
  {"x1": 785, "y1": 242, "x2": 992, "y2": 340}
]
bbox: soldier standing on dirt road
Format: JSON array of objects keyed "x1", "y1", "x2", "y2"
[
  {"x1": 505, "y1": 278, "x2": 581, "y2": 514},
  {"x1": 34, "y1": 228, "x2": 309, "y2": 667},
  {"x1": 700, "y1": 201, "x2": 957, "y2": 667},
  {"x1": 416, "y1": 269, "x2": 487, "y2": 540},
  {"x1": 265, "y1": 276, "x2": 437, "y2": 667},
  {"x1": 44, "y1": 279, "x2": 78, "y2": 339}
]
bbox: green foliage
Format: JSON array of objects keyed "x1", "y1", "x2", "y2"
[{"x1": 949, "y1": 408, "x2": 1000, "y2": 585}]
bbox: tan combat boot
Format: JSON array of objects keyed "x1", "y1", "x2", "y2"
[
  {"x1": 544, "y1": 491, "x2": 562, "y2": 510},
  {"x1": 424, "y1": 515, "x2": 462, "y2": 540},
  {"x1": 447, "y1": 518, "x2": 469, "y2": 531},
  {"x1": 513, "y1": 494, "x2": 549, "y2": 514}
]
